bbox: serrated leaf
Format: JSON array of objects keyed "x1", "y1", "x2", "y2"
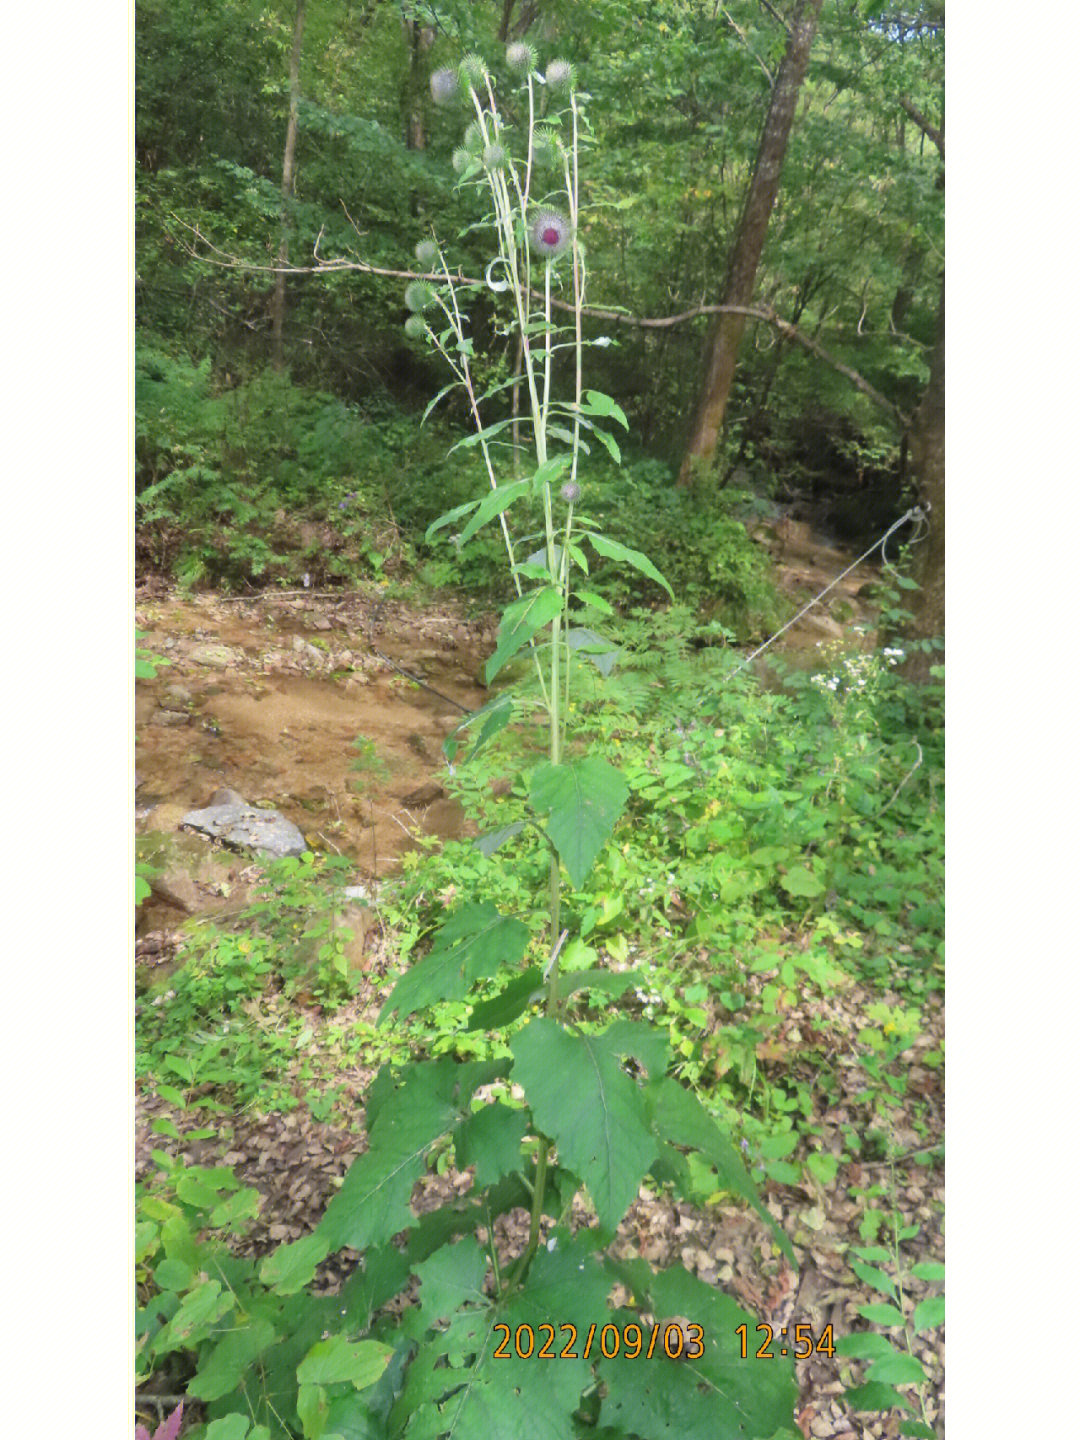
[
  {"x1": 598, "y1": 1263, "x2": 797, "y2": 1439},
  {"x1": 259, "y1": 1233, "x2": 330, "y2": 1295},
  {"x1": 454, "y1": 1103, "x2": 529, "y2": 1188},
  {"x1": 296, "y1": 1336, "x2": 394, "y2": 1389},
  {"x1": 319, "y1": 1061, "x2": 502, "y2": 1251},
  {"x1": 444, "y1": 691, "x2": 514, "y2": 765},
  {"x1": 379, "y1": 903, "x2": 531, "y2": 1023},
  {"x1": 394, "y1": 1234, "x2": 608, "y2": 1440},
  {"x1": 486, "y1": 587, "x2": 563, "y2": 684},
  {"x1": 466, "y1": 966, "x2": 543, "y2": 1031},
  {"x1": 912, "y1": 1295, "x2": 945, "y2": 1331},
  {"x1": 585, "y1": 531, "x2": 673, "y2": 598},
  {"x1": 511, "y1": 1018, "x2": 659, "y2": 1233},
  {"x1": 413, "y1": 1235, "x2": 489, "y2": 1325},
  {"x1": 529, "y1": 757, "x2": 628, "y2": 890},
  {"x1": 189, "y1": 1317, "x2": 278, "y2": 1401},
  {"x1": 648, "y1": 1077, "x2": 795, "y2": 1265}
]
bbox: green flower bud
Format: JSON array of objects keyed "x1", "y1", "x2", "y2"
[
  {"x1": 463, "y1": 121, "x2": 486, "y2": 155},
  {"x1": 404, "y1": 280, "x2": 435, "y2": 312},
  {"x1": 430, "y1": 68, "x2": 459, "y2": 106},
  {"x1": 452, "y1": 146, "x2": 473, "y2": 175},
  {"x1": 531, "y1": 126, "x2": 562, "y2": 166},
  {"x1": 545, "y1": 59, "x2": 576, "y2": 91},
  {"x1": 459, "y1": 52, "x2": 487, "y2": 87},
  {"x1": 506, "y1": 41, "x2": 537, "y2": 74},
  {"x1": 404, "y1": 314, "x2": 428, "y2": 339},
  {"x1": 414, "y1": 239, "x2": 440, "y2": 268},
  {"x1": 529, "y1": 207, "x2": 572, "y2": 260},
  {"x1": 482, "y1": 143, "x2": 507, "y2": 170}
]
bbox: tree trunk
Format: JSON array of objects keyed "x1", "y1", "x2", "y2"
[
  {"x1": 678, "y1": 0, "x2": 823, "y2": 487},
  {"x1": 270, "y1": 0, "x2": 306, "y2": 372},
  {"x1": 901, "y1": 277, "x2": 944, "y2": 683}
]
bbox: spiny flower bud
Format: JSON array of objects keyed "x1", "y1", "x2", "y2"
[
  {"x1": 414, "y1": 239, "x2": 440, "y2": 268},
  {"x1": 545, "y1": 59, "x2": 576, "y2": 91},
  {"x1": 529, "y1": 207, "x2": 572, "y2": 259},
  {"x1": 506, "y1": 41, "x2": 537, "y2": 74},
  {"x1": 463, "y1": 121, "x2": 486, "y2": 155},
  {"x1": 404, "y1": 280, "x2": 436, "y2": 312},
  {"x1": 482, "y1": 143, "x2": 507, "y2": 170},
  {"x1": 404, "y1": 314, "x2": 428, "y2": 339},
  {"x1": 531, "y1": 126, "x2": 562, "y2": 166},
  {"x1": 560, "y1": 481, "x2": 581, "y2": 504},
  {"x1": 459, "y1": 53, "x2": 487, "y2": 87},
  {"x1": 430, "y1": 68, "x2": 459, "y2": 106},
  {"x1": 452, "y1": 146, "x2": 473, "y2": 175}
]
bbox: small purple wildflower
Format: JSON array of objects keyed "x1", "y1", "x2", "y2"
[{"x1": 560, "y1": 481, "x2": 581, "y2": 503}]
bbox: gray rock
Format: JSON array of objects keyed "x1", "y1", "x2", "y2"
[
  {"x1": 151, "y1": 708, "x2": 190, "y2": 727},
  {"x1": 163, "y1": 684, "x2": 193, "y2": 707},
  {"x1": 209, "y1": 787, "x2": 247, "y2": 807},
  {"x1": 188, "y1": 642, "x2": 240, "y2": 670},
  {"x1": 181, "y1": 801, "x2": 307, "y2": 858}
]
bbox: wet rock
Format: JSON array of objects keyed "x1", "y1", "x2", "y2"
[{"x1": 181, "y1": 799, "x2": 307, "y2": 858}]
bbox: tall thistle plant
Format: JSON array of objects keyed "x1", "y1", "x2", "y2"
[{"x1": 248, "y1": 50, "x2": 798, "y2": 1440}]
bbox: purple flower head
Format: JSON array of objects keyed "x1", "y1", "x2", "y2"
[
  {"x1": 529, "y1": 207, "x2": 572, "y2": 260},
  {"x1": 560, "y1": 481, "x2": 581, "y2": 504}
]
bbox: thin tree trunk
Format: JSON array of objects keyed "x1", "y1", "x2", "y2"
[
  {"x1": 270, "y1": 0, "x2": 307, "y2": 372},
  {"x1": 678, "y1": 0, "x2": 823, "y2": 487},
  {"x1": 901, "y1": 277, "x2": 944, "y2": 682}
]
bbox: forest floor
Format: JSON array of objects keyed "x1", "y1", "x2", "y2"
[{"x1": 135, "y1": 532, "x2": 943, "y2": 1440}]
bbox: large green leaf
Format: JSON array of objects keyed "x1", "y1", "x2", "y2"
[
  {"x1": 585, "y1": 531, "x2": 673, "y2": 598},
  {"x1": 189, "y1": 1318, "x2": 278, "y2": 1401},
  {"x1": 511, "y1": 1018, "x2": 660, "y2": 1234},
  {"x1": 465, "y1": 966, "x2": 544, "y2": 1030},
  {"x1": 393, "y1": 1233, "x2": 609, "y2": 1440},
  {"x1": 529, "y1": 758, "x2": 629, "y2": 890},
  {"x1": 459, "y1": 479, "x2": 531, "y2": 546},
  {"x1": 319, "y1": 1061, "x2": 499, "y2": 1251},
  {"x1": 647, "y1": 1077, "x2": 796, "y2": 1267},
  {"x1": 598, "y1": 1263, "x2": 798, "y2": 1440},
  {"x1": 259, "y1": 1233, "x2": 331, "y2": 1296},
  {"x1": 486, "y1": 587, "x2": 563, "y2": 684},
  {"x1": 454, "y1": 1103, "x2": 529, "y2": 1189},
  {"x1": 296, "y1": 1336, "x2": 394, "y2": 1389},
  {"x1": 378, "y1": 904, "x2": 531, "y2": 1023}
]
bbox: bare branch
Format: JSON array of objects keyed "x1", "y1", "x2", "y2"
[
  {"x1": 898, "y1": 96, "x2": 944, "y2": 159},
  {"x1": 168, "y1": 216, "x2": 909, "y2": 429}
]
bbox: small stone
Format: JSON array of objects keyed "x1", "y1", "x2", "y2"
[
  {"x1": 188, "y1": 642, "x2": 240, "y2": 669},
  {"x1": 312, "y1": 616, "x2": 332, "y2": 631},
  {"x1": 162, "y1": 684, "x2": 192, "y2": 707},
  {"x1": 151, "y1": 708, "x2": 189, "y2": 727}
]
